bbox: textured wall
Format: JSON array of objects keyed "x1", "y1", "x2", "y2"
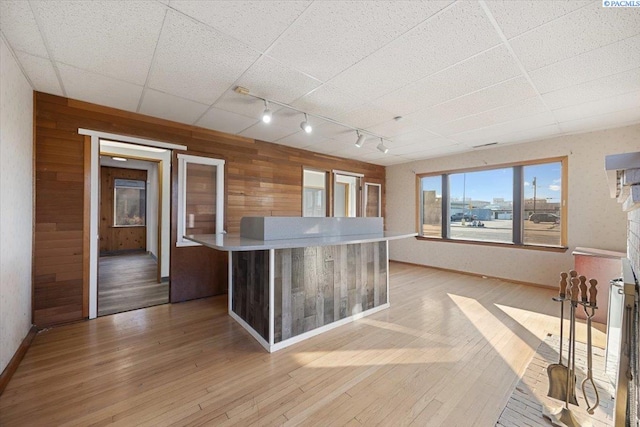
[
  {"x1": 0, "y1": 38, "x2": 33, "y2": 373},
  {"x1": 386, "y1": 124, "x2": 640, "y2": 287}
]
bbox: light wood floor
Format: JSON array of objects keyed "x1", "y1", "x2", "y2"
[
  {"x1": 98, "y1": 252, "x2": 169, "y2": 316},
  {"x1": 0, "y1": 262, "x2": 606, "y2": 426}
]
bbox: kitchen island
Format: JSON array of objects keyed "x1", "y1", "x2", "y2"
[{"x1": 186, "y1": 217, "x2": 415, "y2": 352}]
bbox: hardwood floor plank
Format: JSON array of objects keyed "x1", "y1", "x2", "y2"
[
  {"x1": 0, "y1": 263, "x2": 606, "y2": 426},
  {"x1": 98, "y1": 252, "x2": 168, "y2": 316}
]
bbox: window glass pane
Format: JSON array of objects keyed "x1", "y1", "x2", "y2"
[
  {"x1": 420, "y1": 176, "x2": 442, "y2": 238},
  {"x1": 365, "y1": 184, "x2": 381, "y2": 217},
  {"x1": 523, "y1": 162, "x2": 562, "y2": 246},
  {"x1": 114, "y1": 179, "x2": 146, "y2": 226},
  {"x1": 303, "y1": 169, "x2": 326, "y2": 217},
  {"x1": 449, "y1": 168, "x2": 513, "y2": 243},
  {"x1": 186, "y1": 163, "x2": 217, "y2": 234}
]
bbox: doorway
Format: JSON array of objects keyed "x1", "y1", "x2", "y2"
[
  {"x1": 97, "y1": 140, "x2": 171, "y2": 316},
  {"x1": 333, "y1": 171, "x2": 362, "y2": 217},
  {"x1": 97, "y1": 158, "x2": 167, "y2": 316}
]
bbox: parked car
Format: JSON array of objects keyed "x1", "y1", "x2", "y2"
[
  {"x1": 450, "y1": 213, "x2": 474, "y2": 221},
  {"x1": 529, "y1": 213, "x2": 560, "y2": 224}
]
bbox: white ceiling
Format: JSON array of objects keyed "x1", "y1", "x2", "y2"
[{"x1": 1, "y1": 0, "x2": 639, "y2": 166}]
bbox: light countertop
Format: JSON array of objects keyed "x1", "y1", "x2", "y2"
[{"x1": 184, "y1": 231, "x2": 417, "y2": 251}]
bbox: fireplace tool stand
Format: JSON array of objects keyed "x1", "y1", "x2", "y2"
[{"x1": 543, "y1": 271, "x2": 599, "y2": 427}]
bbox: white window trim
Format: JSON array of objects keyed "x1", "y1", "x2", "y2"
[{"x1": 177, "y1": 154, "x2": 225, "y2": 247}]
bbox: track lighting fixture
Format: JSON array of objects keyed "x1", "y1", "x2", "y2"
[
  {"x1": 233, "y1": 86, "x2": 392, "y2": 152},
  {"x1": 261, "y1": 99, "x2": 272, "y2": 124},
  {"x1": 300, "y1": 113, "x2": 312, "y2": 133},
  {"x1": 377, "y1": 138, "x2": 389, "y2": 154}
]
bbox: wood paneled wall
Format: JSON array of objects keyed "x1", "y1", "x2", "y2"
[
  {"x1": 99, "y1": 166, "x2": 146, "y2": 253},
  {"x1": 34, "y1": 92, "x2": 385, "y2": 326}
]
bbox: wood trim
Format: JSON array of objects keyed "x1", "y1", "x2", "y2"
[
  {"x1": 413, "y1": 235, "x2": 568, "y2": 252},
  {"x1": 415, "y1": 173, "x2": 421, "y2": 234},
  {"x1": 561, "y1": 156, "x2": 568, "y2": 246},
  {"x1": 389, "y1": 259, "x2": 555, "y2": 290},
  {"x1": 0, "y1": 326, "x2": 37, "y2": 396},
  {"x1": 415, "y1": 155, "x2": 568, "y2": 178},
  {"x1": 82, "y1": 135, "x2": 91, "y2": 318}
]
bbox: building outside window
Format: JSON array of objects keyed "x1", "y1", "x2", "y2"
[{"x1": 418, "y1": 158, "x2": 565, "y2": 248}]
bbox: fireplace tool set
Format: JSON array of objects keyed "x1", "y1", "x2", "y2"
[{"x1": 543, "y1": 270, "x2": 600, "y2": 427}]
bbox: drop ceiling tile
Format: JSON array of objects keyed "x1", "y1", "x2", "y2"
[
  {"x1": 468, "y1": 124, "x2": 562, "y2": 148},
  {"x1": 509, "y1": 2, "x2": 640, "y2": 71},
  {"x1": 148, "y1": 11, "x2": 261, "y2": 104},
  {"x1": 428, "y1": 97, "x2": 549, "y2": 136},
  {"x1": 0, "y1": 0, "x2": 48, "y2": 57},
  {"x1": 404, "y1": 77, "x2": 539, "y2": 129},
  {"x1": 168, "y1": 1, "x2": 310, "y2": 52},
  {"x1": 542, "y1": 67, "x2": 640, "y2": 110},
  {"x1": 390, "y1": 140, "x2": 459, "y2": 156},
  {"x1": 553, "y1": 90, "x2": 640, "y2": 122},
  {"x1": 452, "y1": 112, "x2": 557, "y2": 145},
  {"x1": 275, "y1": 131, "x2": 329, "y2": 149},
  {"x1": 559, "y1": 106, "x2": 640, "y2": 134},
  {"x1": 328, "y1": 1, "x2": 501, "y2": 101},
  {"x1": 485, "y1": 1, "x2": 591, "y2": 40},
  {"x1": 291, "y1": 84, "x2": 366, "y2": 118},
  {"x1": 196, "y1": 107, "x2": 258, "y2": 135},
  {"x1": 305, "y1": 139, "x2": 356, "y2": 156},
  {"x1": 312, "y1": 121, "x2": 362, "y2": 143},
  {"x1": 138, "y1": 89, "x2": 209, "y2": 124},
  {"x1": 31, "y1": 1, "x2": 166, "y2": 85},
  {"x1": 366, "y1": 118, "x2": 434, "y2": 139},
  {"x1": 392, "y1": 132, "x2": 453, "y2": 148},
  {"x1": 214, "y1": 89, "x2": 271, "y2": 119},
  {"x1": 58, "y1": 63, "x2": 143, "y2": 112},
  {"x1": 373, "y1": 45, "x2": 522, "y2": 116},
  {"x1": 268, "y1": 1, "x2": 454, "y2": 81},
  {"x1": 239, "y1": 121, "x2": 295, "y2": 142},
  {"x1": 531, "y1": 34, "x2": 640, "y2": 94},
  {"x1": 335, "y1": 104, "x2": 396, "y2": 129},
  {"x1": 368, "y1": 155, "x2": 411, "y2": 166},
  {"x1": 15, "y1": 51, "x2": 63, "y2": 96},
  {"x1": 234, "y1": 56, "x2": 322, "y2": 104}
]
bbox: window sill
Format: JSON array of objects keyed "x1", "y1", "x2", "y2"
[
  {"x1": 414, "y1": 236, "x2": 568, "y2": 253},
  {"x1": 112, "y1": 225, "x2": 146, "y2": 228}
]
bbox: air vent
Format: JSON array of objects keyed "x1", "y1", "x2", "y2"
[{"x1": 472, "y1": 142, "x2": 498, "y2": 149}]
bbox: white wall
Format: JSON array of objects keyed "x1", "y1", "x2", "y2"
[
  {"x1": 386, "y1": 124, "x2": 640, "y2": 287},
  {"x1": 0, "y1": 37, "x2": 33, "y2": 373},
  {"x1": 99, "y1": 146, "x2": 171, "y2": 278}
]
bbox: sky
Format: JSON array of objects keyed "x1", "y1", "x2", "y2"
[{"x1": 422, "y1": 162, "x2": 562, "y2": 202}]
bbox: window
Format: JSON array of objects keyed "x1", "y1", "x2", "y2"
[
  {"x1": 418, "y1": 158, "x2": 566, "y2": 248},
  {"x1": 177, "y1": 154, "x2": 225, "y2": 247},
  {"x1": 303, "y1": 169, "x2": 327, "y2": 217},
  {"x1": 364, "y1": 183, "x2": 382, "y2": 217},
  {"x1": 114, "y1": 179, "x2": 146, "y2": 226}
]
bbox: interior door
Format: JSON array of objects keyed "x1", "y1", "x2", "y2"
[{"x1": 333, "y1": 172, "x2": 362, "y2": 217}]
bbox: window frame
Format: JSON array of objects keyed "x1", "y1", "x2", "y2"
[
  {"x1": 415, "y1": 156, "x2": 568, "y2": 250},
  {"x1": 176, "y1": 154, "x2": 225, "y2": 247},
  {"x1": 302, "y1": 167, "x2": 330, "y2": 217},
  {"x1": 113, "y1": 178, "x2": 147, "y2": 227}
]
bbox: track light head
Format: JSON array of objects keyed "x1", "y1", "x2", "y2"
[
  {"x1": 300, "y1": 113, "x2": 312, "y2": 133},
  {"x1": 377, "y1": 138, "x2": 389, "y2": 154},
  {"x1": 261, "y1": 100, "x2": 272, "y2": 124},
  {"x1": 355, "y1": 131, "x2": 366, "y2": 148}
]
